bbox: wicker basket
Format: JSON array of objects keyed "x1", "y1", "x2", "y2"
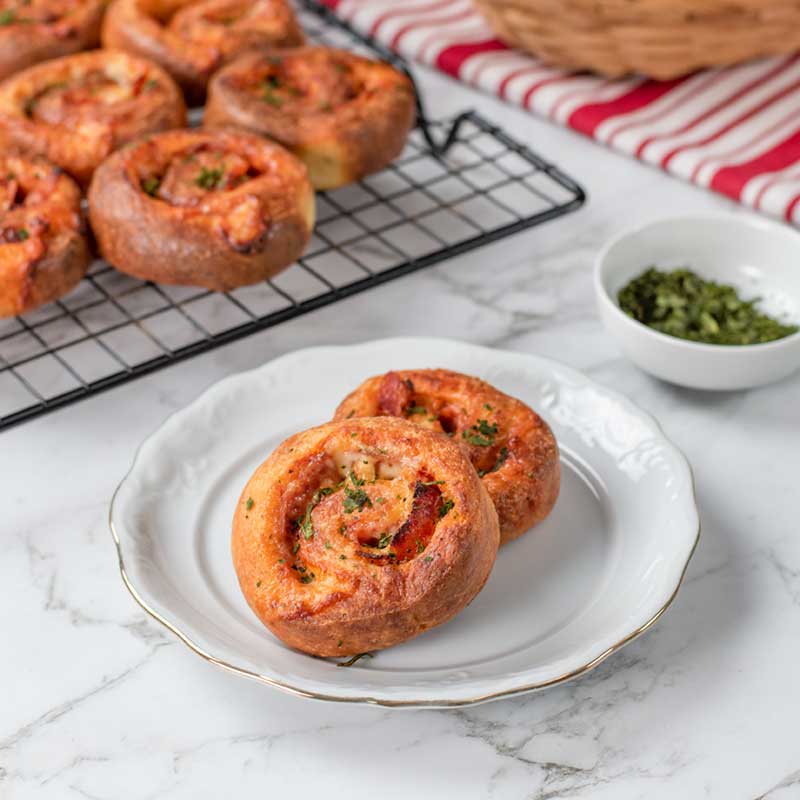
[{"x1": 471, "y1": 0, "x2": 800, "y2": 79}]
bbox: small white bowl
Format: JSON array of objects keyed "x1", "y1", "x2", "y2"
[{"x1": 595, "y1": 214, "x2": 800, "y2": 390}]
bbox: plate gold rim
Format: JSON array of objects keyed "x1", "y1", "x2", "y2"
[{"x1": 108, "y1": 338, "x2": 701, "y2": 709}]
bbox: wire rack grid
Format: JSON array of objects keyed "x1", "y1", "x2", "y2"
[{"x1": 0, "y1": 0, "x2": 586, "y2": 432}]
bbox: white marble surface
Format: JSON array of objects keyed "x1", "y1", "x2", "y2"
[{"x1": 3, "y1": 61, "x2": 800, "y2": 800}]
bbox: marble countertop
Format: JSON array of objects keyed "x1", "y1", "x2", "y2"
[{"x1": 3, "y1": 62, "x2": 800, "y2": 800}]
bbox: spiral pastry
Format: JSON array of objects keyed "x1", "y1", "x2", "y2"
[
  {"x1": 102, "y1": 0, "x2": 304, "y2": 101},
  {"x1": 232, "y1": 417, "x2": 500, "y2": 657},
  {"x1": 87, "y1": 128, "x2": 314, "y2": 290},
  {"x1": 0, "y1": 0, "x2": 106, "y2": 81},
  {"x1": 0, "y1": 153, "x2": 90, "y2": 318},
  {"x1": 205, "y1": 47, "x2": 416, "y2": 189},
  {"x1": 334, "y1": 369, "x2": 560, "y2": 546},
  {"x1": 0, "y1": 50, "x2": 186, "y2": 185}
]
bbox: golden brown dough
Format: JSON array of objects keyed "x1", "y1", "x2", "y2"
[
  {"x1": 232, "y1": 417, "x2": 500, "y2": 657},
  {"x1": 88, "y1": 128, "x2": 315, "y2": 290},
  {"x1": 205, "y1": 47, "x2": 416, "y2": 189},
  {"x1": 102, "y1": 0, "x2": 304, "y2": 102},
  {"x1": 0, "y1": 49, "x2": 186, "y2": 185},
  {"x1": 334, "y1": 369, "x2": 560, "y2": 545},
  {"x1": 0, "y1": 0, "x2": 106, "y2": 81},
  {"x1": 0, "y1": 152, "x2": 90, "y2": 318}
]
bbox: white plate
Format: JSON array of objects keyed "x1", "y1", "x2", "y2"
[{"x1": 110, "y1": 337, "x2": 699, "y2": 708}]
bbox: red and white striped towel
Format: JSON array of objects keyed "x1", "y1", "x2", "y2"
[{"x1": 322, "y1": 0, "x2": 800, "y2": 225}]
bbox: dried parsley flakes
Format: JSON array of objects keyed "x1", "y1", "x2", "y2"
[{"x1": 618, "y1": 267, "x2": 798, "y2": 346}]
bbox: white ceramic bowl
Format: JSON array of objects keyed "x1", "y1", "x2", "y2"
[{"x1": 595, "y1": 215, "x2": 800, "y2": 390}]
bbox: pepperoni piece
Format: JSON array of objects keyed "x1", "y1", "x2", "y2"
[
  {"x1": 377, "y1": 371, "x2": 413, "y2": 416},
  {"x1": 390, "y1": 481, "x2": 442, "y2": 562}
]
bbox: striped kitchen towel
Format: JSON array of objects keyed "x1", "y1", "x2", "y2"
[{"x1": 321, "y1": 0, "x2": 800, "y2": 225}]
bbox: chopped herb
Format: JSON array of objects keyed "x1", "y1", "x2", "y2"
[
  {"x1": 377, "y1": 447, "x2": 388, "y2": 455},
  {"x1": 375, "y1": 496, "x2": 386, "y2": 504},
  {"x1": 349, "y1": 468, "x2": 365, "y2": 487},
  {"x1": 343, "y1": 485, "x2": 372, "y2": 514},
  {"x1": 423, "y1": 556, "x2": 433, "y2": 563},
  {"x1": 141, "y1": 176, "x2": 160, "y2": 196},
  {"x1": 0, "y1": 9, "x2": 16, "y2": 24},
  {"x1": 484, "y1": 403, "x2": 493, "y2": 411},
  {"x1": 245, "y1": 496, "x2": 254, "y2": 511},
  {"x1": 376, "y1": 532, "x2": 392, "y2": 549},
  {"x1": 277, "y1": 558, "x2": 284, "y2": 564},
  {"x1": 346, "y1": 409, "x2": 355, "y2": 418},
  {"x1": 16, "y1": 228, "x2": 28, "y2": 241},
  {"x1": 421, "y1": 479, "x2": 445, "y2": 486},
  {"x1": 618, "y1": 266, "x2": 799, "y2": 345},
  {"x1": 337, "y1": 640, "x2": 343, "y2": 647},
  {"x1": 264, "y1": 74, "x2": 281, "y2": 89},
  {"x1": 416, "y1": 539, "x2": 425, "y2": 553},
  {"x1": 324, "y1": 541, "x2": 332, "y2": 549},
  {"x1": 339, "y1": 554, "x2": 347, "y2": 560},
  {"x1": 439, "y1": 498, "x2": 454, "y2": 518},
  {"x1": 144, "y1": 79, "x2": 159, "y2": 91},
  {"x1": 299, "y1": 571, "x2": 315, "y2": 584},
  {"x1": 339, "y1": 523, "x2": 347, "y2": 533},
  {"x1": 255, "y1": 579, "x2": 262, "y2": 587},
  {"x1": 298, "y1": 486, "x2": 334, "y2": 539},
  {"x1": 462, "y1": 418, "x2": 498, "y2": 447},
  {"x1": 195, "y1": 166, "x2": 224, "y2": 190},
  {"x1": 262, "y1": 87, "x2": 284, "y2": 107},
  {"x1": 336, "y1": 652, "x2": 373, "y2": 668},
  {"x1": 292, "y1": 540, "x2": 300, "y2": 554},
  {"x1": 407, "y1": 405, "x2": 427, "y2": 415},
  {"x1": 350, "y1": 432, "x2": 358, "y2": 438},
  {"x1": 479, "y1": 446, "x2": 509, "y2": 477}
]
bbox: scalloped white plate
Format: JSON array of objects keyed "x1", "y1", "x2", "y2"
[{"x1": 110, "y1": 337, "x2": 699, "y2": 707}]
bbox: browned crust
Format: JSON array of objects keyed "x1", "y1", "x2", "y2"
[
  {"x1": 0, "y1": 152, "x2": 90, "y2": 318},
  {"x1": 205, "y1": 47, "x2": 416, "y2": 189},
  {"x1": 102, "y1": 0, "x2": 304, "y2": 102},
  {"x1": 0, "y1": 0, "x2": 106, "y2": 81},
  {"x1": 87, "y1": 128, "x2": 315, "y2": 290},
  {"x1": 231, "y1": 417, "x2": 500, "y2": 657},
  {"x1": 333, "y1": 369, "x2": 561, "y2": 546},
  {"x1": 0, "y1": 49, "x2": 186, "y2": 185}
]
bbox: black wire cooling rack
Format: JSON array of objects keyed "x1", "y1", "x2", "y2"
[{"x1": 0, "y1": 0, "x2": 586, "y2": 432}]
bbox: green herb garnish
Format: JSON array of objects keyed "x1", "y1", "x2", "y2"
[
  {"x1": 245, "y1": 496, "x2": 254, "y2": 511},
  {"x1": 348, "y1": 467, "x2": 365, "y2": 487},
  {"x1": 479, "y1": 446, "x2": 508, "y2": 477},
  {"x1": 299, "y1": 571, "x2": 315, "y2": 584},
  {"x1": 416, "y1": 539, "x2": 425, "y2": 553},
  {"x1": 15, "y1": 228, "x2": 28, "y2": 241},
  {"x1": 462, "y1": 419, "x2": 497, "y2": 447},
  {"x1": 376, "y1": 532, "x2": 392, "y2": 549},
  {"x1": 439, "y1": 498, "x2": 454, "y2": 518},
  {"x1": 141, "y1": 176, "x2": 160, "y2": 196},
  {"x1": 298, "y1": 486, "x2": 334, "y2": 539},
  {"x1": 0, "y1": 9, "x2": 16, "y2": 24},
  {"x1": 336, "y1": 652, "x2": 372, "y2": 668},
  {"x1": 195, "y1": 166, "x2": 224, "y2": 190},
  {"x1": 343, "y1": 486, "x2": 372, "y2": 514},
  {"x1": 618, "y1": 267, "x2": 798, "y2": 345},
  {"x1": 262, "y1": 87, "x2": 284, "y2": 107},
  {"x1": 407, "y1": 405, "x2": 427, "y2": 415}
]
